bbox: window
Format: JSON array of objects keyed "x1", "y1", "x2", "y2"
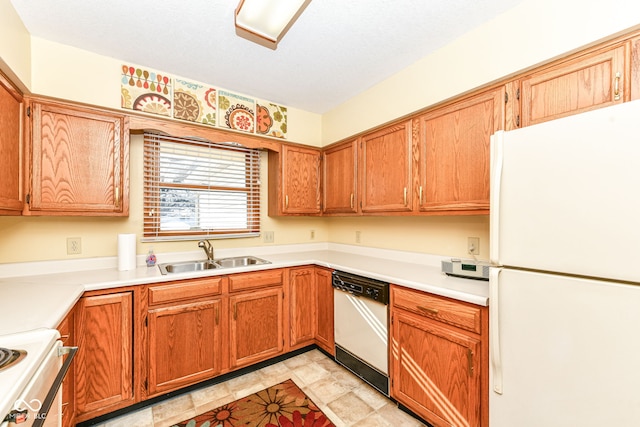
[{"x1": 143, "y1": 133, "x2": 261, "y2": 241}]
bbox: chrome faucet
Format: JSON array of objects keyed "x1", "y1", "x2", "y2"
[{"x1": 198, "y1": 240, "x2": 214, "y2": 261}]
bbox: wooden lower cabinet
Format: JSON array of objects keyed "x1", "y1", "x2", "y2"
[
  {"x1": 390, "y1": 285, "x2": 488, "y2": 427},
  {"x1": 71, "y1": 266, "x2": 337, "y2": 424},
  {"x1": 229, "y1": 287, "x2": 284, "y2": 368},
  {"x1": 288, "y1": 267, "x2": 318, "y2": 348},
  {"x1": 74, "y1": 291, "x2": 135, "y2": 423},
  {"x1": 314, "y1": 267, "x2": 334, "y2": 354},
  {"x1": 147, "y1": 298, "x2": 222, "y2": 396},
  {"x1": 57, "y1": 309, "x2": 75, "y2": 427}
]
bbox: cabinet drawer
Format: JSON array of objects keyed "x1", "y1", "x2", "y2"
[
  {"x1": 229, "y1": 269, "x2": 283, "y2": 292},
  {"x1": 149, "y1": 277, "x2": 223, "y2": 305},
  {"x1": 391, "y1": 286, "x2": 482, "y2": 333}
]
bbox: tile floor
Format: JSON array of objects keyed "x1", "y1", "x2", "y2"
[{"x1": 93, "y1": 349, "x2": 427, "y2": 427}]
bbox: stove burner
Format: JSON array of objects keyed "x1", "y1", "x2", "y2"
[{"x1": 0, "y1": 347, "x2": 27, "y2": 371}]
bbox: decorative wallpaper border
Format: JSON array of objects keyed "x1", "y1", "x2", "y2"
[{"x1": 120, "y1": 64, "x2": 287, "y2": 139}]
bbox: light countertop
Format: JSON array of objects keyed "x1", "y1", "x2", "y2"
[{"x1": 0, "y1": 243, "x2": 489, "y2": 336}]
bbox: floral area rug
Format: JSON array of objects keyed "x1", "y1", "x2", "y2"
[{"x1": 171, "y1": 379, "x2": 335, "y2": 427}]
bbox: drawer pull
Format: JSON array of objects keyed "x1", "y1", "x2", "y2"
[
  {"x1": 614, "y1": 72, "x2": 621, "y2": 101},
  {"x1": 417, "y1": 305, "x2": 439, "y2": 315}
]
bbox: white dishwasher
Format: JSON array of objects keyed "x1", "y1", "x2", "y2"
[{"x1": 332, "y1": 270, "x2": 389, "y2": 396}]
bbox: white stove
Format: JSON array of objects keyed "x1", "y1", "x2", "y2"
[{"x1": 0, "y1": 329, "x2": 69, "y2": 427}]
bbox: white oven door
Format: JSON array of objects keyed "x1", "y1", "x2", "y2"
[
  {"x1": 334, "y1": 289, "x2": 388, "y2": 374},
  {"x1": 3, "y1": 341, "x2": 75, "y2": 427}
]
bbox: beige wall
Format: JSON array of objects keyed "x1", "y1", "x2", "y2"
[
  {"x1": 0, "y1": 0, "x2": 31, "y2": 90},
  {"x1": 322, "y1": 0, "x2": 640, "y2": 143},
  {"x1": 29, "y1": 37, "x2": 323, "y2": 148},
  {"x1": 1, "y1": 0, "x2": 638, "y2": 264},
  {"x1": 0, "y1": 135, "x2": 329, "y2": 263}
]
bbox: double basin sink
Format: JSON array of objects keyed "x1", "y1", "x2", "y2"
[{"x1": 158, "y1": 255, "x2": 271, "y2": 275}]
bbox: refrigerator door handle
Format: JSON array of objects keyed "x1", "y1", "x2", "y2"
[
  {"x1": 489, "y1": 131, "x2": 504, "y2": 265},
  {"x1": 490, "y1": 267, "x2": 503, "y2": 394}
]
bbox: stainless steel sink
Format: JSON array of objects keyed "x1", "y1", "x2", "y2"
[
  {"x1": 213, "y1": 256, "x2": 271, "y2": 269},
  {"x1": 158, "y1": 260, "x2": 220, "y2": 275},
  {"x1": 158, "y1": 256, "x2": 270, "y2": 274}
]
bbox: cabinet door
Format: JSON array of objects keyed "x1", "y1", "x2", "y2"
[
  {"x1": 57, "y1": 309, "x2": 75, "y2": 427},
  {"x1": 147, "y1": 299, "x2": 221, "y2": 396},
  {"x1": 75, "y1": 292, "x2": 134, "y2": 422},
  {"x1": 323, "y1": 140, "x2": 358, "y2": 214},
  {"x1": 0, "y1": 73, "x2": 23, "y2": 214},
  {"x1": 360, "y1": 120, "x2": 413, "y2": 213},
  {"x1": 277, "y1": 145, "x2": 321, "y2": 215},
  {"x1": 418, "y1": 89, "x2": 500, "y2": 212},
  {"x1": 27, "y1": 100, "x2": 129, "y2": 215},
  {"x1": 315, "y1": 267, "x2": 334, "y2": 355},
  {"x1": 229, "y1": 288, "x2": 284, "y2": 368},
  {"x1": 521, "y1": 44, "x2": 626, "y2": 127},
  {"x1": 289, "y1": 267, "x2": 317, "y2": 348},
  {"x1": 391, "y1": 310, "x2": 482, "y2": 427}
]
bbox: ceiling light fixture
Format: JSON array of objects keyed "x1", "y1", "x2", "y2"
[{"x1": 235, "y1": 0, "x2": 311, "y2": 50}]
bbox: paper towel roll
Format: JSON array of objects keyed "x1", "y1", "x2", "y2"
[{"x1": 117, "y1": 234, "x2": 137, "y2": 271}]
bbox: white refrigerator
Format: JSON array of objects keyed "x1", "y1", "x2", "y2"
[{"x1": 489, "y1": 99, "x2": 640, "y2": 426}]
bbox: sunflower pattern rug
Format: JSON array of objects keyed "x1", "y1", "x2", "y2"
[{"x1": 171, "y1": 379, "x2": 335, "y2": 427}]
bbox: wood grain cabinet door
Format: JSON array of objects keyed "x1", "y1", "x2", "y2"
[
  {"x1": 289, "y1": 267, "x2": 317, "y2": 348},
  {"x1": 147, "y1": 299, "x2": 221, "y2": 396},
  {"x1": 418, "y1": 88, "x2": 501, "y2": 213},
  {"x1": 322, "y1": 140, "x2": 358, "y2": 214},
  {"x1": 27, "y1": 100, "x2": 129, "y2": 215},
  {"x1": 0, "y1": 74, "x2": 23, "y2": 215},
  {"x1": 229, "y1": 288, "x2": 284, "y2": 368},
  {"x1": 280, "y1": 145, "x2": 321, "y2": 215},
  {"x1": 360, "y1": 120, "x2": 413, "y2": 213},
  {"x1": 57, "y1": 309, "x2": 75, "y2": 427},
  {"x1": 391, "y1": 311, "x2": 482, "y2": 427},
  {"x1": 74, "y1": 292, "x2": 134, "y2": 422},
  {"x1": 314, "y1": 267, "x2": 334, "y2": 355},
  {"x1": 520, "y1": 44, "x2": 627, "y2": 127}
]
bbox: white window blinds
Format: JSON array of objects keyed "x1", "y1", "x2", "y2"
[{"x1": 143, "y1": 133, "x2": 261, "y2": 241}]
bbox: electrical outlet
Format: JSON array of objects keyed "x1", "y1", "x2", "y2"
[
  {"x1": 355, "y1": 231, "x2": 361, "y2": 244},
  {"x1": 67, "y1": 237, "x2": 82, "y2": 255},
  {"x1": 310, "y1": 229, "x2": 315, "y2": 240},
  {"x1": 263, "y1": 231, "x2": 274, "y2": 243},
  {"x1": 468, "y1": 237, "x2": 479, "y2": 255}
]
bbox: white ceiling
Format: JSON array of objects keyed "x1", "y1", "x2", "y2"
[{"x1": 10, "y1": 0, "x2": 524, "y2": 114}]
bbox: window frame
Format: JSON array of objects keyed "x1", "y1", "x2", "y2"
[{"x1": 142, "y1": 132, "x2": 261, "y2": 242}]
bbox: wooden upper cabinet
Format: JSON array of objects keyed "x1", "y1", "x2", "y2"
[
  {"x1": 417, "y1": 88, "x2": 501, "y2": 213},
  {"x1": 322, "y1": 139, "x2": 358, "y2": 214},
  {"x1": 25, "y1": 99, "x2": 129, "y2": 216},
  {"x1": 269, "y1": 145, "x2": 321, "y2": 215},
  {"x1": 520, "y1": 43, "x2": 628, "y2": 127},
  {"x1": 0, "y1": 73, "x2": 23, "y2": 215},
  {"x1": 360, "y1": 120, "x2": 413, "y2": 213}
]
